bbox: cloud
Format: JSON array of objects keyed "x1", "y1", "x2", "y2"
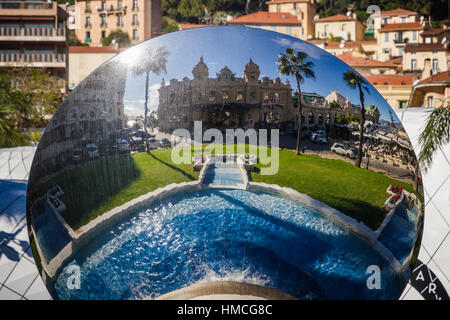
[{"x1": 148, "y1": 82, "x2": 161, "y2": 109}]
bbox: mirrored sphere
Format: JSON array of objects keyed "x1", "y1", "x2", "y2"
[{"x1": 27, "y1": 26, "x2": 424, "y2": 300}]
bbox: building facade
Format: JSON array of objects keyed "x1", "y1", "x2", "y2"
[
  {"x1": 336, "y1": 51, "x2": 398, "y2": 77},
  {"x1": 372, "y1": 8, "x2": 423, "y2": 61},
  {"x1": 157, "y1": 57, "x2": 380, "y2": 133},
  {"x1": 314, "y1": 13, "x2": 365, "y2": 42},
  {"x1": 408, "y1": 69, "x2": 450, "y2": 109},
  {"x1": 266, "y1": 0, "x2": 316, "y2": 40},
  {"x1": 403, "y1": 27, "x2": 449, "y2": 74},
  {"x1": 157, "y1": 57, "x2": 296, "y2": 132},
  {"x1": 365, "y1": 74, "x2": 417, "y2": 109},
  {"x1": 228, "y1": 0, "x2": 316, "y2": 40},
  {"x1": 68, "y1": 45, "x2": 117, "y2": 90},
  {"x1": 0, "y1": 0, "x2": 69, "y2": 86},
  {"x1": 74, "y1": 0, "x2": 161, "y2": 46}
]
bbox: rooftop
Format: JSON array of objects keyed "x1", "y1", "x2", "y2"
[
  {"x1": 418, "y1": 71, "x2": 450, "y2": 84},
  {"x1": 404, "y1": 43, "x2": 447, "y2": 52},
  {"x1": 380, "y1": 8, "x2": 417, "y2": 16},
  {"x1": 316, "y1": 14, "x2": 356, "y2": 23},
  {"x1": 178, "y1": 24, "x2": 211, "y2": 30},
  {"x1": 228, "y1": 11, "x2": 300, "y2": 25},
  {"x1": 380, "y1": 22, "x2": 423, "y2": 32},
  {"x1": 421, "y1": 28, "x2": 449, "y2": 36},
  {"x1": 365, "y1": 74, "x2": 417, "y2": 86},
  {"x1": 337, "y1": 52, "x2": 398, "y2": 68},
  {"x1": 69, "y1": 46, "x2": 117, "y2": 53}
]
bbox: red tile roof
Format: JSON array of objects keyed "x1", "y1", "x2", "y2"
[
  {"x1": 179, "y1": 24, "x2": 211, "y2": 30},
  {"x1": 419, "y1": 71, "x2": 450, "y2": 84},
  {"x1": 325, "y1": 41, "x2": 362, "y2": 48},
  {"x1": 316, "y1": 14, "x2": 355, "y2": 22},
  {"x1": 421, "y1": 28, "x2": 449, "y2": 36},
  {"x1": 228, "y1": 11, "x2": 300, "y2": 25},
  {"x1": 404, "y1": 43, "x2": 447, "y2": 52},
  {"x1": 365, "y1": 74, "x2": 417, "y2": 86},
  {"x1": 69, "y1": 46, "x2": 116, "y2": 53},
  {"x1": 379, "y1": 22, "x2": 423, "y2": 32},
  {"x1": 381, "y1": 8, "x2": 417, "y2": 16},
  {"x1": 337, "y1": 52, "x2": 398, "y2": 68},
  {"x1": 389, "y1": 57, "x2": 403, "y2": 64}
]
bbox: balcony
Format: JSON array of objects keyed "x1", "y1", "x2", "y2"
[
  {"x1": 98, "y1": 5, "x2": 126, "y2": 14},
  {"x1": 394, "y1": 38, "x2": 409, "y2": 45},
  {"x1": 0, "y1": 1, "x2": 57, "y2": 16},
  {"x1": 0, "y1": 26, "x2": 66, "y2": 41},
  {"x1": 0, "y1": 52, "x2": 66, "y2": 68}
]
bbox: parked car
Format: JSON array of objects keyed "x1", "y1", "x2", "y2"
[
  {"x1": 331, "y1": 143, "x2": 355, "y2": 158},
  {"x1": 86, "y1": 143, "x2": 99, "y2": 159},
  {"x1": 72, "y1": 148, "x2": 83, "y2": 162},
  {"x1": 159, "y1": 138, "x2": 171, "y2": 148},
  {"x1": 117, "y1": 139, "x2": 130, "y2": 153},
  {"x1": 310, "y1": 130, "x2": 327, "y2": 143},
  {"x1": 147, "y1": 138, "x2": 159, "y2": 150}
]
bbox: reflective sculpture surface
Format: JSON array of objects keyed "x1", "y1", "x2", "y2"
[{"x1": 27, "y1": 27, "x2": 424, "y2": 300}]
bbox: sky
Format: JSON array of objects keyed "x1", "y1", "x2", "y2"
[{"x1": 109, "y1": 26, "x2": 397, "y2": 123}]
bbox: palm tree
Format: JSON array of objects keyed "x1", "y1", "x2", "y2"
[
  {"x1": 277, "y1": 48, "x2": 315, "y2": 155},
  {"x1": 133, "y1": 47, "x2": 169, "y2": 153},
  {"x1": 343, "y1": 69, "x2": 370, "y2": 168},
  {"x1": 418, "y1": 101, "x2": 450, "y2": 172}
]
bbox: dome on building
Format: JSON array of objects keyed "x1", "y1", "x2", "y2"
[
  {"x1": 192, "y1": 56, "x2": 209, "y2": 80},
  {"x1": 244, "y1": 58, "x2": 260, "y2": 82}
]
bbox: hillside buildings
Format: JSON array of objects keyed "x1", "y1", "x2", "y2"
[
  {"x1": 0, "y1": 0, "x2": 69, "y2": 88},
  {"x1": 74, "y1": 0, "x2": 161, "y2": 46}
]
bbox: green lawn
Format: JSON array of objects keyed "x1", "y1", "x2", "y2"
[
  {"x1": 250, "y1": 149, "x2": 420, "y2": 230},
  {"x1": 30, "y1": 144, "x2": 419, "y2": 231},
  {"x1": 30, "y1": 149, "x2": 198, "y2": 230}
]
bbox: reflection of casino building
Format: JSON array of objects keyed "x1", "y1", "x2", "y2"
[
  {"x1": 157, "y1": 57, "x2": 380, "y2": 133},
  {"x1": 35, "y1": 60, "x2": 128, "y2": 165},
  {"x1": 157, "y1": 57, "x2": 296, "y2": 132}
]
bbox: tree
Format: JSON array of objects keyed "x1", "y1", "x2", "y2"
[
  {"x1": 277, "y1": 48, "x2": 315, "y2": 155},
  {"x1": 343, "y1": 69, "x2": 370, "y2": 168},
  {"x1": 102, "y1": 30, "x2": 130, "y2": 48},
  {"x1": 133, "y1": 47, "x2": 169, "y2": 153},
  {"x1": 418, "y1": 102, "x2": 450, "y2": 172}
]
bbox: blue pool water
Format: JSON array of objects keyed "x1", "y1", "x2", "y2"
[
  {"x1": 54, "y1": 188, "x2": 402, "y2": 300},
  {"x1": 378, "y1": 201, "x2": 419, "y2": 264},
  {"x1": 203, "y1": 163, "x2": 244, "y2": 186}
]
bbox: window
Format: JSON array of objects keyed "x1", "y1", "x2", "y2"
[
  {"x1": 101, "y1": 1, "x2": 106, "y2": 10},
  {"x1": 383, "y1": 48, "x2": 391, "y2": 54},
  {"x1": 398, "y1": 47, "x2": 403, "y2": 56},
  {"x1": 286, "y1": 26, "x2": 292, "y2": 35},
  {"x1": 425, "y1": 37, "x2": 431, "y2": 44},
  {"x1": 276, "y1": 4, "x2": 280, "y2": 12},
  {"x1": 382, "y1": 18, "x2": 388, "y2": 24},
  {"x1": 293, "y1": 3, "x2": 297, "y2": 10},
  {"x1": 427, "y1": 96, "x2": 434, "y2": 108},
  {"x1": 222, "y1": 91, "x2": 229, "y2": 100},
  {"x1": 85, "y1": 16, "x2": 91, "y2": 27},
  {"x1": 384, "y1": 32, "x2": 389, "y2": 42},
  {"x1": 400, "y1": 17, "x2": 406, "y2": 23},
  {"x1": 250, "y1": 91, "x2": 256, "y2": 100},
  {"x1": 117, "y1": 15, "x2": 123, "y2": 26},
  {"x1": 263, "y1": 93, "x2": 269, "y2": 103},
  {"x1": 85, "y1": 31, "x2": 91, "y2": 41},
  {"x1": 132, "y1": 14, "x2": 138, "y2": 25},
  {"x1": 117, "y1": 0, "x2": 122, "y2": 9},
  {"x1": 412, "y1": 31, "x2": 417, "y2": 41},
  {"x1": 342, "y1": 23, "x2": 346, "y2": 31},
  {"x1": 101, "y1": 30, "x2": 106, "y2": 38},
  {"x1": 398, "y1": 101, "x2": 407, "y2": 109},
  {"x1": 101, "y1": 15, "x2": 106, "y2": 27},
  {"x1": 133, "y1": 0, "x2": 138, "y2": 10},
  {"x1": 85, "y1": 1, "x2": 91, "y2": 12},
  {"x1": 236, "y1": 91, "x2": 243, "y2": 101},
  {"x1": 432, "y1": 58, "x2": 438, "y2": 72},
  {"x1": 209, "y1": 90, "x2": 216, "y2": 102},
  {"x1": 411, "y1": 59, "x2": 417, "y2": 70},
  {"x1": 133, "y1": 29, "x2": 138, "y2": 40},
  {"x1": 197, "y1": 92, "x2": 202, "y2": 101}
]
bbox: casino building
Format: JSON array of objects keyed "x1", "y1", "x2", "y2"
[
  {"x1": 157, "y1": 57, "x2": 296, "y2": 132},
  {"x1": 157, "y1": 57, "x2": 380, "y2": 133}
]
